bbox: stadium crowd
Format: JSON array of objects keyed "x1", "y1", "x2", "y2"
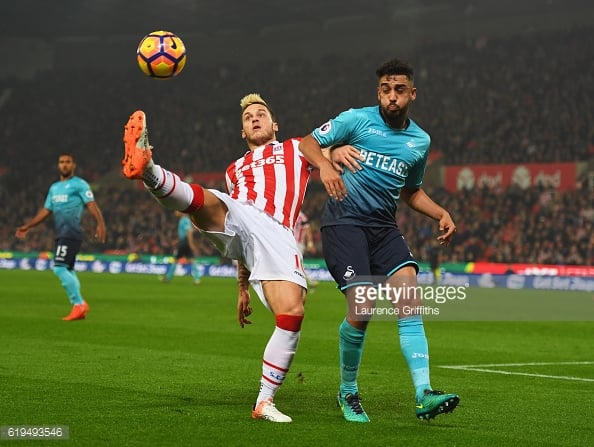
[{"x1": 1, "y1": 26, "x2": 593, "y2": 266}]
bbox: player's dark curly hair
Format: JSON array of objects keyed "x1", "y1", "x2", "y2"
[
  {"x1": 375, "y1": 58, "x2": 414, "y2": 82},
  {"x1": 58, "y1": 152, "x2": 75, "y2": 162}
]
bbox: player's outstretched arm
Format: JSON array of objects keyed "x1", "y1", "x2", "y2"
[
  {"x1": 299, "y1": 134, "x2": 347, "y2": 200},
  {"x1": 401, "y1": 187, "x2": 456, "y2": 246},
  {"x1": 329, "y1": 144, "x2": 364, "y2": 174},
  {"x1": 15, "y1": 208, "x2": 52, "y2": 239}
]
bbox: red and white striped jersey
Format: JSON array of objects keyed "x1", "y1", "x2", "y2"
[{"x1": 225, "y1": 138, "x2": 312, "y2": 229}]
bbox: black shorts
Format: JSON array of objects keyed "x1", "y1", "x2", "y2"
[
  {"x1": 53, "y1": 238, "x2": 82, "y2": 269},
  {"x1": 175, "y1": 239, "x2": 194, "y2": 260},
  {"x1": 321, "y1": 225, "x2": 418, "y2": 291}
]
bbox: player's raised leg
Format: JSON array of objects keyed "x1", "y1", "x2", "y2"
[{"x1": 121, "y1": 110, "x2": 227, "y2": 233}]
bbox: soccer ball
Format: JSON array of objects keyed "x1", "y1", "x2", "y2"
[{"x1": 136, "y1": 30, "x2": 187, "y2": 79}]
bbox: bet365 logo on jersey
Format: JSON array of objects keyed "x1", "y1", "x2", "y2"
[{"x1": 238, "y1": 155, "x2": 285, "y2": 173}]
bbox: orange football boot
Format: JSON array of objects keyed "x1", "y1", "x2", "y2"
[
  {"x1": 122, "y1": 110, "x2": 153, "y2": 179},
  {"x1": 62, "y1": 301, "x2": 89, "y2": 321}
]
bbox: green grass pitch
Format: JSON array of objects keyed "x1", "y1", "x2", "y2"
[{"x1": 0, "y1": 270, "x2": 593, "y2": 446}]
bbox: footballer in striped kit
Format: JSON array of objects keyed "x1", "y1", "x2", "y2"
[{"x1": 121, "y1": 93, "x2": 316, "y2": 422}]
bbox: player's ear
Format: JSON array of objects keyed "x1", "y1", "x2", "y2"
[
  {"x1": 272, "y1": 122, "x2": 279, "y2": 132},
  {"x1": 241, "y1": 129, "x2": 246, "y2": 139}
]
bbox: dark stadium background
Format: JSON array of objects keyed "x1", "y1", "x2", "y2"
[
  {"x1": 1, "y1": 0, "x2": 593, "y2": 268},
  {"x1": 1, "y1": 4, "x2": 593, "y2": 446}
]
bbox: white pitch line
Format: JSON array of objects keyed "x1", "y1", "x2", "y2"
[
  {"x1": 443, "y1": 361, "x2": 594, "y2": 368},
  {"x1": 439, "y1": 361, "x2": 594, "y2": 382}
]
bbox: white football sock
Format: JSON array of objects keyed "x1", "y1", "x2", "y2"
[
  {"x1": 256, "y1": 327, "x2": 300, "y2": 405},
  {"x1": 142, "y1": 164, "x2": 195, "y2": 211}
]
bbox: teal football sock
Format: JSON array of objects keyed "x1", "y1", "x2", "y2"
[
  {"x1": 339, "y1": 318, "x2": 366, "y2": 397},
  {"x1": 70, "y1": 269, "x2": 85, "y2": 303},
  {"x1": 398, "y1": 315, "x2": 431, "y2": 401},
  {"x1": 70, "y1": 269, "x2": 81, "y2": 290},
  {"x1": 191, "y1": 262, "x2": 201, "y2": 281},
  {"x1": 165, "y1": 262, "x2": 176, "y2": 281},
  {"x1": 53, "y1": 266, "x2": 83, "y2": 305}
]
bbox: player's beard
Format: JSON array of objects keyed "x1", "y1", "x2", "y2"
[
  {"x1": 249, "y1": 127, "x2": 275, "y2": 147},
  {"x1": 60, "y1": 168, "x2": 74, "y2": 179},
  {"x1": 382, "y1": 103, "x2": 408, "y2": 129}
]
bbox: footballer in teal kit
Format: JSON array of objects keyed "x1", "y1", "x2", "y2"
[
  {"x1": 299, "y1": 58, "x2": 459, "y2": 422},
  {"x1": 16, "y1": 153, "x2": 106, "y2": 321},
  {"x1": 314, "y1": 104, "x2": 431, "y2": 228},
  {"x1": 160, "y1": 211, "x2": 202, "y2": 284}
]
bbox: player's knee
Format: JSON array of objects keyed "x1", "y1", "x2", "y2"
[
  {"x1": 347, "y1": 318, "x2": 369, "y2": 331},
  {"x1": 191, "y1": 197, "x2": 227, "y2": 232},
  {"x1": 276, "y1": 314, "x2": 304, "y2": 332},
  {"x1": 52, "y1": 265, "x2": 68, "y2": 275},
  {"x1": 284, "y1": 297, "x2": 305, "y2": 317}
]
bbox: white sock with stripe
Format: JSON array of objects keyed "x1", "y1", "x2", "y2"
[
  {"x1": 256, "y1": 326, "x2": 300, "y2": 405},
  {"x1": 142, "y1": 163, "x2": 204, "y2": 212}
]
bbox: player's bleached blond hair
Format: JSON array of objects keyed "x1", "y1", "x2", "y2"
[{"x1": 240, "y1": 93, "x2": 275, "y2": 120}]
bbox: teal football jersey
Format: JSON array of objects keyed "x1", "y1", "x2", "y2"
[
  {"x1": 177, "y1": 214, "x2": 193, "y2": 241},
  {"x1": 312, "y1": 106, "x2": 430, "y2": 227},
  {"x1": 43, "y1": 176, "x2": 95, "y2": 240}
]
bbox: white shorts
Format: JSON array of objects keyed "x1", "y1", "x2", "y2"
[
  {"x1": 296, "y1": 242, "x2": 306, "y2": 254},
  {"x1": 199, "y1": 189, "x2": 307, "y2": 309}
]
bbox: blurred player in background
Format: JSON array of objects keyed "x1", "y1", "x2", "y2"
[
  {"x1": 293, "y1": 210, "x2": 319, "y2": 291},
  {"x1": 160, "y1": 210, "x2": 202, "y2": 284},
  {"x1": 15, "y1": 153, "x2": 106, "y2": 321},
  {"x1": 299, "y1": 58, "x2": 459, "y2": 422},
  {"x1": 121, "y1": 94, "x2": 312, "y2": 423},
  {"x1": 428, "y1": 239, "x2": 442, "y2": 284}
]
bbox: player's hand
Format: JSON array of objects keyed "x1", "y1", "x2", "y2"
[
  {"x1": 436, "y1": 212, "x2": 456, "y2": 246},
  {"x1": 330, "y1": 145, "x2": 364, "y2": 174},
  {"x1": 95, "y1": 224, "x2": 107, "y2": 243},
  {"x1": 237, "y1": 287, "x2": 253, "y2": 328},
  {"x1": 319, "y1": 163, "x2": 347, "y2": 201},
  {"x1": 15, "y1": 226, "x2": 29, "y2": 239}
]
